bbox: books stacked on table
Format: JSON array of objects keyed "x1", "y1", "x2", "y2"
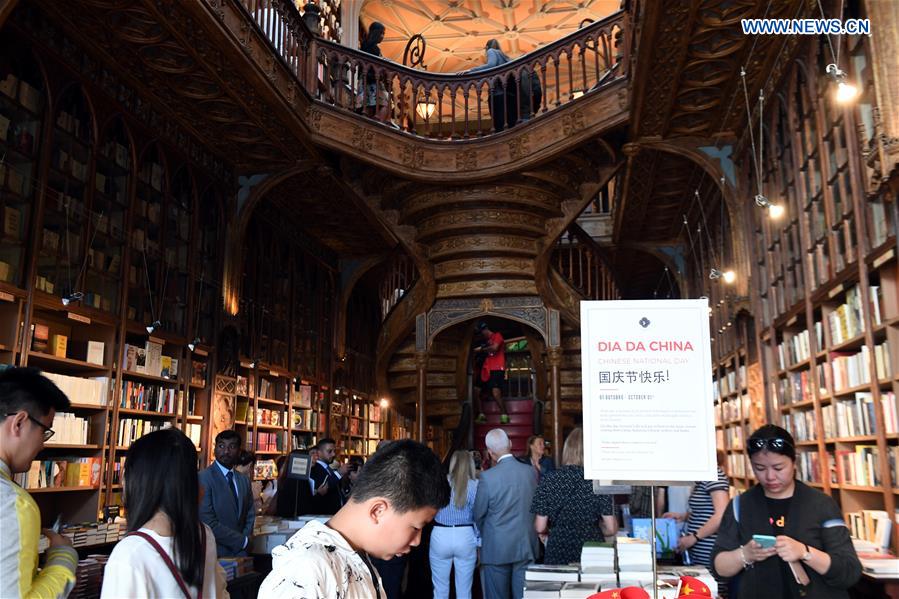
[
  {"x1": 70, "y1": 554, "x2": 109, "y2": 599},
  {"x1": 656, "y1": 566, "x2": 718, "y2": 597},
  {"x1": 616, "y1": 537, "x2": 654, "y2": 586},
  {"x1": 560, "y1": 581, "x2": 601, "y2": 598},
  {"x1": 525, "y1": 564, "x2": 579, "y2": 582},
  {"x1": 579, "y1": 541, "x2": 617, "y2": 586},
  {"x1": 523, "y1": 581, "x2": 564, "y2": 599}
]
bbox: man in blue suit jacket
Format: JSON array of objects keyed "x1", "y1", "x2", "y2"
[
  {"x1": 474, "y1": 428, "x2": 540, "y2": 599},
  {"x1": 199, "y1": 430, "x2": 255, "y2": 556}
]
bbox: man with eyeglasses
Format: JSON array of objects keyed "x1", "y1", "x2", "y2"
[{"x1": 0, "y1": 367, "x2": 78, "y2": 598}]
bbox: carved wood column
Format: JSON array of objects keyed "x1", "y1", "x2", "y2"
[
  {"x1": 415, "y1": 351, "x2": 428, "y2": 442},
  {"x1": 547, "y1": 346, "x2": 563, "y2": 466},
  {"x1": 866, "y1": 0, "x2": 899, "y2": 180}
]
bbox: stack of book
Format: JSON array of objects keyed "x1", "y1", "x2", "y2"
[
  {"x1": 525, "y1": 564, "x2": 579, "y2": 583},
  {"x1": 616, "y1": 537, "x2": 654, "y2": 586},
  {"x1": 523, "y1": 582, "x2": 564, "y2": 599},
  {"x1": 579, "y1": 541, "x2": 617, "y2": 586},
  {"x1": 70, "y1": 554, "x2": 108, "y2": 599},
  {"x1": 560, "y1": 582, "x2": 601, "y2": 598}
]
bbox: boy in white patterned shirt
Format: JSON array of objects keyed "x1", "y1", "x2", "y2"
[{"x1": 260, "y1": 440, "x2": 450, "y2": 599}]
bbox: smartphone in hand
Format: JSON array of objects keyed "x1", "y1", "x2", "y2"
[{"x1": 752, "y1": 534, "x2": 776, "y2": 548}]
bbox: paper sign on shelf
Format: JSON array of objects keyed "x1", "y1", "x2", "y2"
[{"x1": 581, "y1": 299, "x2": 717, "y2": 483}]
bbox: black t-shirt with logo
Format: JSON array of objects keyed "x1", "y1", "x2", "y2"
[{"x1": 766, "y1": 496, "x2": 793, "y2": 598}]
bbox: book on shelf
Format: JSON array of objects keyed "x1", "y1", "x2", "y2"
[
  {"x1": 120, "y1": 381, "x2": 179, "y2": 413},
  {"x1": 145, "y1": 341, "x2": 162, "y2": 378},
  {"x1": 258, "y1": 378, "x2": 273, "y2": 400},
  {"x1": 796, "y1": 450, "x2": 835, "y2": 484},
  {"x1": 835, "y1": 445, "x2": 886, "y2": 487},
  {"x1": 50, "y1": 334, "x2": 67, "y2": 358},
  {"x1": 44, "y1": 412, "x2": 90, "y2": 445},
  {"x1": 124, "y1": 344, "x2": 147, "y2": 373},
  {"x1": 254, "y1": 459, "x2": 278, "y2": 480},
  {"x1": 15, "y1": 457, "x2": 101, "y2": 489},
  {"x1": 31, "y1": 323, "x2": 49, "y2": 352},
  {"x1": 66, "y1": 339, "x2": 105, "y2": 365},
  {"x1": 849, "y1": 510, "x2": 894, "y2": 550},
  {"x1": 184, "y1": 423, "x2": 201, "y2": 447},
  {"x1": 191, "y1": 360, "x2": 207, "y2": 386},
  {"x1": 236, "y1": 375, "x2": 249, "y2": 396},
  {"x1": 3, "y1": 205, "x2": 21, "y2": 239},
  {"x1": 828, "y1": 285, "x2": 865, "y2": 344},
  {"x1": 295, "y1": 384, "x2": 313, "y2": 408},
  {"x1": 41, "y1": 372, "x2": 108, "y2": 406},
  {"x1": 117, "y1": 419, "x2": 172, "y2": 447}
]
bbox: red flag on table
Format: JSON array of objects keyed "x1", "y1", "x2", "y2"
[
  {"x1": 588, "y1": 587, "x2": 650, "y2": 599},
  {"x1": 678, "y1": 575, "x2": 713, "y2": 597}
]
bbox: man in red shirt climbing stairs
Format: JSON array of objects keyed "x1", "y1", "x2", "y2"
[{"x1": 473, "y1": 321, "x2": 509, "y2": 424}]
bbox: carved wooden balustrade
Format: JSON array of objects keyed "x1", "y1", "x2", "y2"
[
  {"x1": 553, "y1": 224, "x2": 620, "y2": 301},
  {"x1": 379, "y1": 251, "x2": 418, "y2": 321},
  {"x1": 237, "y1": 0, "x2": 628, "y2": 139}
]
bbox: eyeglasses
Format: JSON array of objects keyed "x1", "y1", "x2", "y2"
[
  {"x1": 3, "y1": 412, "x2": 55, "y2": 442},
  {"x1": 747, "y1": 437, "x2": 792, "y2": 454}
]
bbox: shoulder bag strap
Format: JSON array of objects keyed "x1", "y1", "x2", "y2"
[{"x1": 127, "y1": 531, "x2": 194, "y2": 599}]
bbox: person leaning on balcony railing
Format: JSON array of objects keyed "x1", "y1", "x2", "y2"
[
  {"x1": 463, "y1": 39, "x2": 518, "y2": 132},
  {"x1": 359, "y1": 22, "x2": 392, "y2": 123}
]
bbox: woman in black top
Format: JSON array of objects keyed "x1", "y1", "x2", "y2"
[
  {"x1": 711, "y1": 425, "x2": 861, "y2": 599},
  {"x1": 531, "y1": 428, "x2": 616, "y2": 564}
]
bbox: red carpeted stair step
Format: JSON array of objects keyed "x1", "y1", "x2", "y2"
[{"x1": 473, "y1": 398, "x2": 535, "y2": 456}]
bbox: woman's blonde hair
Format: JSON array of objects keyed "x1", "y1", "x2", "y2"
[
  {"x1": 562, "y1": 427, "x2": 584, "y2": 467},
  {"x1": 449, "y1": 450, "x2": 477, "y2": 508}
]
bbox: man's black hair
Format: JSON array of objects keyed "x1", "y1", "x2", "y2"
[
  {"x1": 350, "y1": 439, "x2": 450, "y2": 512},
  {"x1": 0, "y1": 367, "x2": 70, "y2": 417},
  {"x1": 214, "y1": 429, "x2": 242, "y2": 446},
  {"x1": 316, "y1": 437, "x2": 336, "y2": 449}
]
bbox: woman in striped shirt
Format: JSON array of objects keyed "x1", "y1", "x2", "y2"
[
  {"x1": 664, "y1": 451, "x2": 730, "y2": 585},
  {"x1": 430, "y1": 450, "x2": 479, "y2": 599}
]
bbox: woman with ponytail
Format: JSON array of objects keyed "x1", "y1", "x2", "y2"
[{"x1": 101, "y1": 428, "x2": 229, "y2": 598}]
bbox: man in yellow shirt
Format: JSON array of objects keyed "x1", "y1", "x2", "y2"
[{"x1": 0, "y1": 367, "x2": 78, "y2": 598}]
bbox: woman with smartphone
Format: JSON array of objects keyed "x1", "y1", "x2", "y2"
[{"x1": 711, "y1": 425, "x2": 861, "y2": 599}]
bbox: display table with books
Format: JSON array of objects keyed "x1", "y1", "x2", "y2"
[
  {"x1": 524, "y1": 537, "x2": 718, "y2": 598},
  {"x1": 248, "y1": 514, "x2": 329, "y2": 554}
]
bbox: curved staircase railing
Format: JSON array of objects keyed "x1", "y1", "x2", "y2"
[
  {"x1": 552, "y1": 223, "x2": 620, "y2": 301},
  {"x1": 236, "y1": 0, "x2": 629, "y2": 139}
]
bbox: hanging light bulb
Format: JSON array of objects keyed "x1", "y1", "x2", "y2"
[
  {"x1": 145, "y1": 320, "x2": 161, "y2": 334},
  {"x1": 826, "y1": 63, "x2": 859, "y2": 104},
  {"x1": 755, "y1": 194, "x2": 785, "y2": 219},
  {"x1": 379, "y1": 397, "x2": 390, "y2": 408},
  {"x1": 188, "y1": 337, "x2": 201, "y2": 352}
]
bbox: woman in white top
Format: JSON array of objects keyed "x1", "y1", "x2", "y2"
[
  {"x1": 430, "y1": 450, "x2": 480, "y2": 599},
  {"x1": 101, "y1": 428, "x2": 229, "y2": 599}
]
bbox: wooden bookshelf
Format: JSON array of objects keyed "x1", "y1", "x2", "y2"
[{"x1": 750, "y1": 34, "x2": 899, "y2": 553}]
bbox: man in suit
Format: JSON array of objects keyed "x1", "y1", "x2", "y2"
[
  {"x1": 474, "y1": 428, "x2": 539, "y2": 599},
  {"x1": 309, "y1": 438, "x2": 346, "y2": 515},
  {"x1": 199, "y1": 429, "x2": 255, "y2": 556}
]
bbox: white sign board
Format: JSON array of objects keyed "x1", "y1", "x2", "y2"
[{"x1": 581, "y1": 299, "x2": 717, "y2": 482}]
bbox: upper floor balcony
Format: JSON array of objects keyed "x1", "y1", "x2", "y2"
[{"x1": 241, "y1": 0, "x2": 630, "y2": 140}]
